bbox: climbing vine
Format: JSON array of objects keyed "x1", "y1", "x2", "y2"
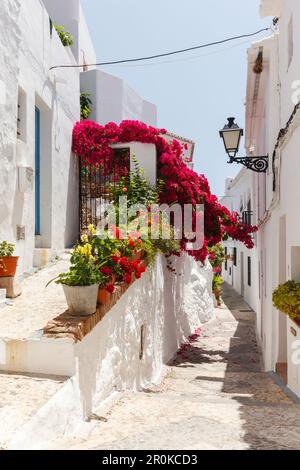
[{"x1": 72, "y1": 120, "x2": 257, "y2": 263}]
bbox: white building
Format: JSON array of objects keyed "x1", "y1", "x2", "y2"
[
  {"x1": 221, "y1": 170, "x2": 259, "y2": 314},
  {"x1": 225, "y1": 0, "x2": 300, "y2": 398},
  {"x1": 0, "y1": 0, "x2": 157, "y2": 275}
]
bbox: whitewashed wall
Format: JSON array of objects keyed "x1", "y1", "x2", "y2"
[
  {"x1": 80, "y1": 69, "x2": 157, "y2": 126},
  {"x1": 0, "y1": 0, "x2": 102, "y2": 274},
  {"x1": 243, "y1": 0, "x2": 300, "y2": 396},
  {"x1": 220, "y1": 169, "x2": 259, "y2": 314},
  {"x1": 9, "y1": 253, "x2": 214, "y2": 449}
]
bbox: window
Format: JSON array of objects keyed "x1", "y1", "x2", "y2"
[
  {"x1": 247, "y1": 199, "x2": 251, "y2": 213},
  {"x1": 225, "y1": 247, "x2": 228, "y2": 271},
  {"x1": 288, "y1": 16, "x2": 293, "y2": 69},
  {"x1": 233, "y1": 248, "x2": 237, "y2": 267},
  {"x1": 248, "y1": 257, "x2": 251, "y2": 287}
]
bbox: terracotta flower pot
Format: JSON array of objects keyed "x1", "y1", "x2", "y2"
[
  {"x1": 97, "y1": 287, "x2": 111, "y2": 305},
  {"x1": 0, "y1": 256, "x2": 19, "y2": 277},
  {"x1": 213, "y1": 288, "x2": 222, "y2": 307}
]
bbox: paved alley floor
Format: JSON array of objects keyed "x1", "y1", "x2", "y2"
[{"x1": 51, "y1": 283, "x2": 300, "y2": 450}]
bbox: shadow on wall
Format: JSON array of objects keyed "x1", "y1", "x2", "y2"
[{"x1": 73, "y1": 259, "x2": 165, "y2": 419}]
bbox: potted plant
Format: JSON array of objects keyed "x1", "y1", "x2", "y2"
[
  {"x1": 97, "y1": 266, "x2": 116, "y2": 305},
  {"x1": 52, "y1": 243, "x2": 105, "y2": 316},
  {"x1": 213, "y1": 274, "x2": 223, "y2": 307},
  {"x1": 273, "y1": 281, "x2": 300, "y2": 326},
  {"x1": 0, "y1": 241, "x2": 19, "y2": 277}
]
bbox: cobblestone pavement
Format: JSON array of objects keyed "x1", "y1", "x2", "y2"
[
  {"x1": 0, "y1": 372, "x2": 66, "y2": 448},
  {"x1": 0, "y1": 256, "x2": 70, "y2": 340},
  {"x1": 51, "y1": 283, "x2": 300, "y2": 450}
]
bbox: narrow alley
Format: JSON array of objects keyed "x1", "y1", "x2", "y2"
[{"x1": 50, "y1": 283, "x2": 300, "y2": 451}]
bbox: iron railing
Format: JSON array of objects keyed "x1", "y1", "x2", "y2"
[{"x1": 79, "y1": 148, "x2": 130, "y2": 230}]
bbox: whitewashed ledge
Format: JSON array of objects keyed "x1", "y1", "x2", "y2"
[{"x1": 7, "y1": 253, "x2": 214, "y2": 449}]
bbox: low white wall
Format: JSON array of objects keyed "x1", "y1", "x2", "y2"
[{"x1": 9, "y1": 253, "x2": 214, "y2": 449}]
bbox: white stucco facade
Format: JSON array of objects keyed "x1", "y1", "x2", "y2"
[
  {"x1": 0, "y1": 0, "x2": 84, "y2": 273},
  {"x1": 80, "y1": 68, "x2": 157, "y2": 126},
  {"x1": 233, "y1": 0, "x2": 300, "y2": 398},
  {"x1": 0, "y1": 0, "x2": 158, "y2": 275},
  {"x1": 221, "y1": 170, "x2": 259, "y2": 314},
  {"x1": 7, "y1": 253, "x2": 214, "y2": 449}
]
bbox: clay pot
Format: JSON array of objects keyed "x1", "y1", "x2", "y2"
[
  {"x1": 97, "y1": 287, "x2": 111, "y2": 305},
  {"x1": 63, "y1": 284, "x2": 99, "y2": 316},
  {"x1": 213, "y1": 288, "x2": 222, "y2": 307},
  {"x1": 0, "y1": 256, "x2": 19, "y2": 277}
]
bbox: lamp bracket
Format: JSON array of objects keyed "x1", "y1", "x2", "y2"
[{"x1": 228, "y1": 155, "x2": 269, "y2": 173}]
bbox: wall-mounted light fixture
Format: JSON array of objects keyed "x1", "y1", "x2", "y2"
[{"x1": 219, "y1": 117, "x2": 268, "y2": 173}]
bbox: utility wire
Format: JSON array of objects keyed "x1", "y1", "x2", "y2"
[
  {"x1": 117, "y1": 38, "x2": 258, "y2": 69},
  {"x1": 49, "y1": 27, "x2": 270, "y2": 71}
]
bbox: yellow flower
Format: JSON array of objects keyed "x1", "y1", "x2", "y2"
[
  {"x1": 88, "y1": 224, "x2": 96, "y2": 236},
  {"x1": 81, "y1": 234, "x2": 89, "y2": 243},
  {"x1": 75, "y1": 243, "x2": 93, "y2": 257},
  {"x1": 112, "y1": 249, "x2": 121, "y2": 257}
]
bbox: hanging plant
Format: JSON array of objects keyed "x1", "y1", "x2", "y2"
[{"x1": 273, "y1": 281, "x2": 300, "y2": 322}]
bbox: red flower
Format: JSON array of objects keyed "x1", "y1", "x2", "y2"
[
  {"x1": 105, "y1": 283, "x2": 115, "y2": 293},
  {"x1": 112, "y1": 255, "x2": 120, "y2": 264},
  {"x1": 135, "y1": 265, "x2": 146, "y2": 279},
  {"x1": 128, "y1": 238, "x2": 135, "y2": 248},
  {"x1": 101, "y1": 266, "x2": 113, "y2": 276},
  {"x1": 124, "y1": 273, "x2": 132, "y2": 284}
]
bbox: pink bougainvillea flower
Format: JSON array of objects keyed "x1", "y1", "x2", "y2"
[{"x1": 72, "y1": 120, "x2": 257, "y2": 263}]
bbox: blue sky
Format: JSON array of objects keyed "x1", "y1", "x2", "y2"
[{"x1": 81, "y1": 0, "x2": 270, "y2": 197}]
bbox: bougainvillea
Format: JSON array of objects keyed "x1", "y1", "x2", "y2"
[{"x1": 72, "y1": 120, "x2": 257, "y2": 263}]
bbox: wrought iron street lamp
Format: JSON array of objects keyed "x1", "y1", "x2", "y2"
[{"x1": 219, "y1": 117, "x2": 268, "y2": 173}]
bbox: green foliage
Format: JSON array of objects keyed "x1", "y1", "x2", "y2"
[
  {"x1": 80, "y1": 92, "x2": 92, "y2": 121},
  {"x1": 54, "y1": 24, "x2": 74, "y2": 47},
  {"x1": 273, "y1": 281, "x2": 300, "y2": 321},
  {"x1": 212, "y1": 274, "x2": 223, "y2": 292},
  {"x1": 152, "y1": 237, "x2": 181, "y2": 257},
  {"x1": 55, "y1": 245, "x2": 105, "y2": 287},
  {"x1": 0, "y1": 241, "x2": 14, "y2": 258},
  {"x1": 111, "y1": 157, "x2": 160, "y2": 209},
  {"x1": 208, "y1": 244, "x2": 226, "y2": 269},
  {"x1": 140, "y1": 239, "x2": 157, "y2": 265}
]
